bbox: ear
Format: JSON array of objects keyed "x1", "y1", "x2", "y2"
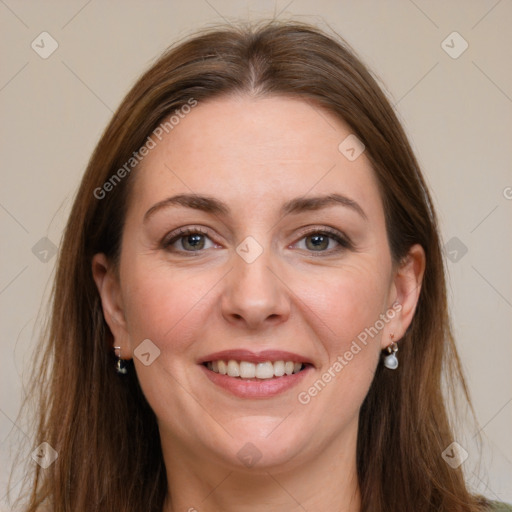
[
  {"x1": 92, "y1": 253, "x2": 132, "y2": 358},
  {"x1": 382, "y1": 243, "x2": 426, "y2": 348}
]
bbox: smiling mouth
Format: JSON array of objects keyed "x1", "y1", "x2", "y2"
[{"x1": 203, "y1": 360, "x2": 308, "y2": 379}]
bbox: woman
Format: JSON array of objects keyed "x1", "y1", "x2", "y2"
[{"x1": 17, "y1": 20, "x2": 510, "y2": 512}]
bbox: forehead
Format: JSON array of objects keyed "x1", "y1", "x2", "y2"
[{"x1": 130, "y1": 94, "x2": 383, "y2": 222}]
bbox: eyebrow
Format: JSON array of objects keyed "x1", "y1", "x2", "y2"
[
  {"x1": 281, "y1": 193, "x2": 367, "y2": 220},
  {"x1": 143, "y1": 192, "x2": 368, "y2": 222}
]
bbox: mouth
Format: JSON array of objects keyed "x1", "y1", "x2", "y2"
[
  {"x1": 203, "y1": 359, "x2": 308, "y2": 379},
  {"x1": 198, "y1": 350, "x2": 313, "y2": 398}
]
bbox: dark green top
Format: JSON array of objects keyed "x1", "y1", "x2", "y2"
[{"x1": 489, "y1": 502, "x2": 512, "y2": 511}]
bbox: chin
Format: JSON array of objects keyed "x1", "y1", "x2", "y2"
[{"x1": 205, "y1": 416, "x2": 316, "y2": 472}]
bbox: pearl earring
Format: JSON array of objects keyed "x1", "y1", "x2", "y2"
[
  {"x1": 114, "y1": 346, "x2": 128, "y2": 375},
  {"x1": 383, "y1": 334, "x2": 399, "y2": 370}
]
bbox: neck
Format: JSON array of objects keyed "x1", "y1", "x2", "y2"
[{"x1": 161, "y1": 426, "x2": 361, "y2": 512}]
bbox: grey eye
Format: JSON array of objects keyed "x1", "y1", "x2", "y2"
[
  {"x1": 305, "y1": 234, "x2": 331, "y2": 251},
  {"x1": 181, "y1": 233, "x2": 206, "y2": 251}
]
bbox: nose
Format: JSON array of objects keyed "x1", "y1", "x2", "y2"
[{"x1": 220, "y1": 247, "x2": 291, "y2": 331}]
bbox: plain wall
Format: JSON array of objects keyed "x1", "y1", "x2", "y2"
[{"x1": 1, "y1": 0, "x2": 511, "y2": 508}]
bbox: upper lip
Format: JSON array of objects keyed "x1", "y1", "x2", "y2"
[{"x1": 198, "y1": 349, "x2": 314, "y2": 366}]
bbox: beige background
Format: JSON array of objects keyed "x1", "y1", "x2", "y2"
[{"x1": 1, "y1": 0, "x2": 511, "y2": 508}]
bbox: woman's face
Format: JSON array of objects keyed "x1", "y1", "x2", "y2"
[{"x1": 94, "y1": 94, "x2": 423, "y2": 473}]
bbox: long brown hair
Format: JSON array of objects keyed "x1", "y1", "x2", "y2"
[{"x1": 15, "y1": 20, "x2": 490, "y2": 512}]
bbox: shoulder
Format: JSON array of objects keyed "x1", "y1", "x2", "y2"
[{"x1": 488, "y1": 502, "x2": 512, "y2": 511}]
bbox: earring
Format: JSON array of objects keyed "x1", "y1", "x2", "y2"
[
  {"x1": 114, "y1": 346, "x2": 128, "y2": 375},
  {"x1": 383, "y1": 334, "x2": 399, "y2": 370}
]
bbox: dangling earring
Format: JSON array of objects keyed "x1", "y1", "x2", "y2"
[
  {"x1": 383, "y1": 334, "x2": 399, "y2": 370},
  {"x1": 114, "y1": 346, "x2": 128, "y2": 375}
]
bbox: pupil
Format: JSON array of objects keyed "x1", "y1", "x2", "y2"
[
  {"x1": 307, "y1": 234, "x2": 328, "y2": 251},
  {"x1": 185, "y1": 234, "x2": 204, "y2": 250}
]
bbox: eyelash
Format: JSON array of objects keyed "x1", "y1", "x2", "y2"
[
  {"x1": 162, "y1": 227, "x2": 213, "y2": 255},
  {"x1": 294, "y1": 226, "x2": 353, "y2": 254},
  {"x1": 162, "y1": 225, "x2": 353, "y2": 256}
]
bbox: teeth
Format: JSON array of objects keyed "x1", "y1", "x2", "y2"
[
  {"x1": 240, "y1": 361, "x2": 256, "y2": 378},
  {"x1": 227, "y1": 360, "x2": 240, "y2": 377},
  {"x1": 218, "y1": 360, "x2": 227, "y2": 375},
  {"x1": 255, "y1": 362, "x2": 274, "y2": 379},
  {"x1": 206, "y1": 359, "x2": 304, "y2": 379},
  {"x1": 273, "y1": 360, "x2": 285, "y2": 377}
]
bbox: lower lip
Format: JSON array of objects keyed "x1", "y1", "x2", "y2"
[{"x1": 200, "y1": 364, "x2": 312, "y2": 398}]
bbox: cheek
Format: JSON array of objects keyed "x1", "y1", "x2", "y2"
[
  {"x1": 291, "y1": 269, "x2": 387, "y2": 428},
  {"x1": 304, "y1": 261, "x2": 391, "y2": 348},
  {"x1": 119, "y1": 261, "x2": 218, "y2": 428},
  {"x1": 294, "y1": 261, "x2": 389, "y2": 398},
  {"x1": 120, "y1": 260, "x2": 217, "y2": 353}
]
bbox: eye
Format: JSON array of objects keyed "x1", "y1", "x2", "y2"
[
  {"x1": 293, "y1": 227, "x2": 352, "y2": 254},
  {"x1": 163, "y1": 227, "x2": 217, "y2": 253}
]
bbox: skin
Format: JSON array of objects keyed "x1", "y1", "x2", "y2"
[{"x1": 93, "y1": 94, "x2": 425, "y2": 512}]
